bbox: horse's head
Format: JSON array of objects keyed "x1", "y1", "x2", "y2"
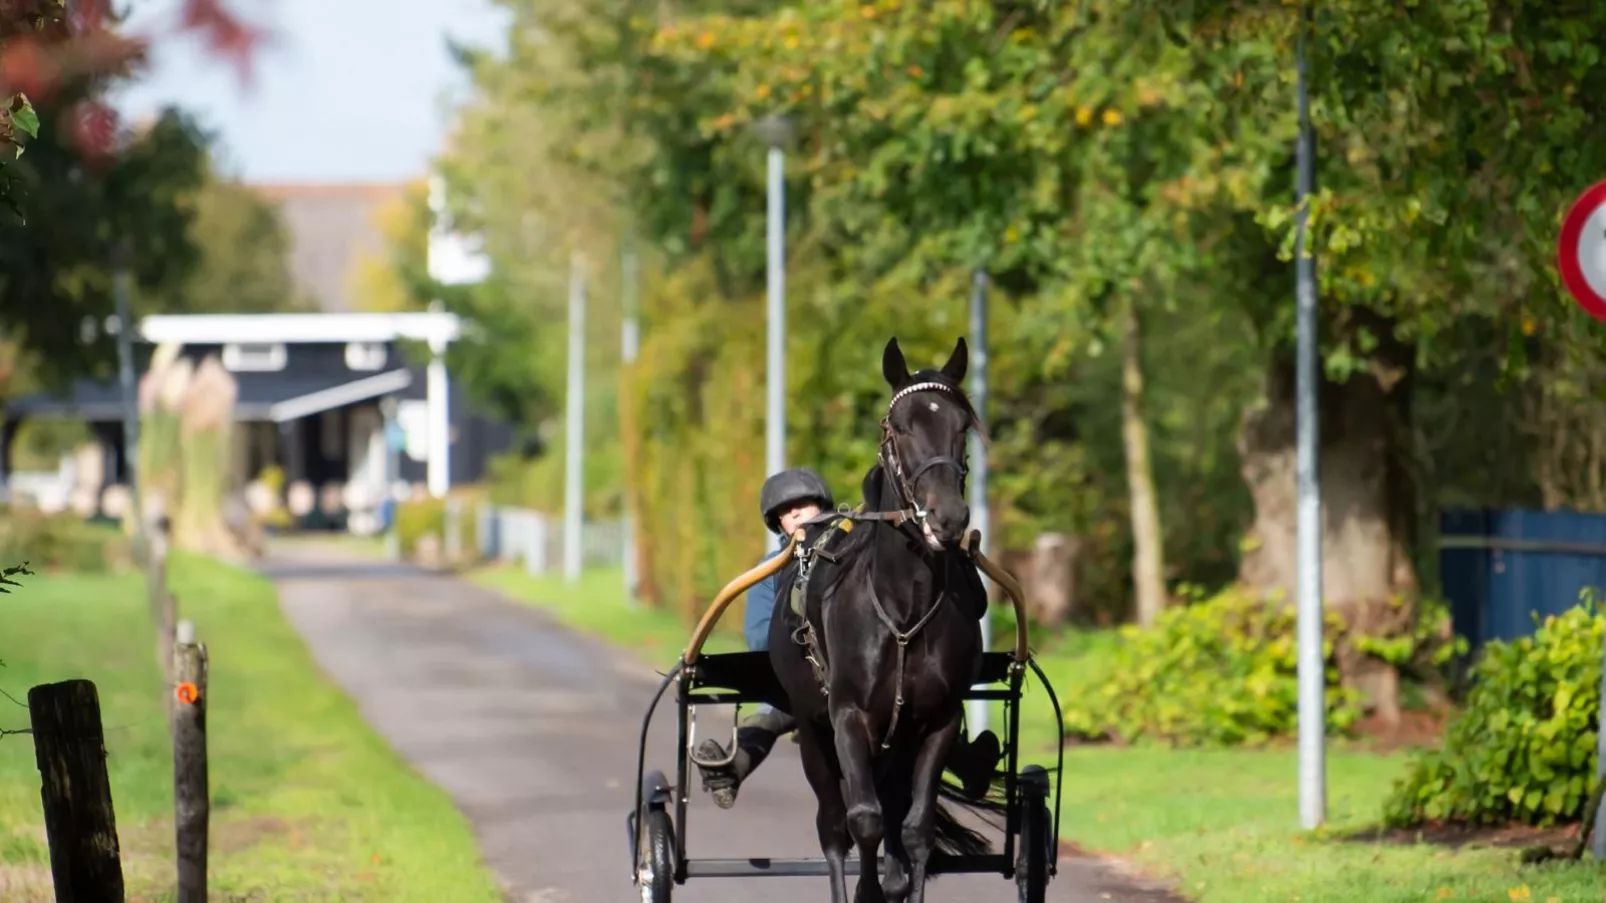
[{"x1": 877, "y1": 336, "x2": 982, "y2": 551}]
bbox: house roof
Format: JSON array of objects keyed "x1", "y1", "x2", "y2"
[
  {"x1": 6, "y1": 368, "x2": 414, "y2": 424},
  {"x1": 249, "y1": 181, "x2": 411, "y2": 313}
]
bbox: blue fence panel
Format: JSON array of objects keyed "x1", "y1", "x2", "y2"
[{"x1": 1439, "y1": 507, "x2": 1606, "y2": 652}]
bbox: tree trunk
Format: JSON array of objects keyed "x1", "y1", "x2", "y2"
[
  {"x1": 1236, "y1": 308, "x2": 1418, "y2": 724},
  {"x1": 1120, "y1": 295, "x2": 1168, "y2": 627},
  {"x1": 1023, "y1": 532, "x2": 1079, "y2": 627}
]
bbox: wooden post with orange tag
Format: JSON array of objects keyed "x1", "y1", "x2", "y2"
[{"x1": 171, "y1": 619, "x2": 209, "y2": 903}]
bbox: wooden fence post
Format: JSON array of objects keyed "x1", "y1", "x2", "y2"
[
  {"x1": 149, "y1": 514, "x2": 176, "y2": 685},
  {"x1": 28, "y1": 679, "x2": 125, "y2": 903},
  {"x1": 172, "y1": 619, "x2": 209, "y2": 903}
]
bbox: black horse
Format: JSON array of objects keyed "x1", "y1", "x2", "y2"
[{"x1": 768, "y1": 336, "x2": 1001, "y2": 903}]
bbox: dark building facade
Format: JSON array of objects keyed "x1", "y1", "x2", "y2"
[{"x1": 1, "y1": 312, "x2": 515, "y2": 531}]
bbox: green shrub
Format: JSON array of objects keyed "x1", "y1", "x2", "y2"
[
  {"x1": 395, "y1": 496, "x2": 479, "y2": 562},
  {"x1": 0, "y1": 506, "x2": 132, "y2": 573},
  {"x1": 1382, "y1": 592, "x2": 1603, "y2": 828},
  {"x1": 1060, "y1": 588, "x2": 1367, "y2": 747}
]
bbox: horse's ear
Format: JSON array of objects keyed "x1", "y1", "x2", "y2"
[
  {"x1": 940, "y1": 337, "x2": 968, "y2": 384},
  {"x1": 882, "y1": 337, "x2": 910, "y2": 388}
]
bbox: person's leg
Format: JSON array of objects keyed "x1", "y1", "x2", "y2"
[
  {"x1": 944, "y1": 728, "x2": 1002, "y2": 800},
  {"x1": 694, "y1": 703, "x2": 797, "y2": 809}
]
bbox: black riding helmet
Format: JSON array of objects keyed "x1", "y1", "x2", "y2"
[{"x1": 760, "y1": 467, "x2": 835, "y2": 534}]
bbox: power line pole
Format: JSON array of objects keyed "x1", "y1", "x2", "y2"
[
  {"x1": 563, "y1": 251, "x2": 587, "y2": 585},
  {"x1": 757, "y1": 114, "x2": 794, "y2": 551},
  {"x1": 1294, "y1": 3, "x2": 1327, "y2": 831},
  {"x1": 112, "y1": 240, "x2": 145, "y2": 552},
  {"x1": 967, "y1": 268, "x2": 992, "y2": 739}
]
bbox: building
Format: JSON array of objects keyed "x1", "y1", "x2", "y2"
[
  {"x1": 0, "y1": 311, "x2": 514, "y2": 532},
  {"x1": 0, "y1": 180, "x2": 514, "y2": 531},
  {"x1": 255, "y1": 182, "x2": 413, "y2": 312}
]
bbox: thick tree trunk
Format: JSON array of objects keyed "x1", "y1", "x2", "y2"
[
  {"x1": 1236, "y1": 309, "x2": 1418, "y2": 723},
  {"x1": 1120, "y1": 295, "x2": 1168, "y2": 627}
]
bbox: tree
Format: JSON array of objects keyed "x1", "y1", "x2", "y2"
[
  {"x1": 347, "y1": 179, "x2": 431, "y2": 315},
  {"x1": 171, "y1": 162, "x2": 306, "y2": 313},
  {"x1": 2, "y1": 0, "x2": 263, "y2": 201},
  {"x1": 0, "y1": 99, "x2": 211, "y2": 392},
  {"x1": 640, "y1": 0, "x2": 1606, "y2": 709}
]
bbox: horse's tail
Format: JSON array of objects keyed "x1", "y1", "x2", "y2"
[{"x1": 931, "y1": 773, "x2": 1011, "y2": 858}]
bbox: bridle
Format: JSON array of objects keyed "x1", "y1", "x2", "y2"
[{"x1": 876, "y1": 380, "x2": 972, "y2": 535}]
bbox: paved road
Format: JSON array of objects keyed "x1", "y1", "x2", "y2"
[{"x1": 261, "y1": 546, "x2": 1184, "y2": 903}]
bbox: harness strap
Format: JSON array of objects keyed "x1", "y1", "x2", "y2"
[{"x1": 864, "y1": 580, "x2": 948, "y2": 750}]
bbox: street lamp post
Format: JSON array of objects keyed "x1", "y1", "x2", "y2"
[
  {"x1": 754, "y1": 113, "x2": 795, "y2": 552},
  {"x1": 1294, "y1": 5, "x2": 1327, "y2": 831},
  {"x1": 967, "y1": 268, "x2": 993, "y2": 738}
]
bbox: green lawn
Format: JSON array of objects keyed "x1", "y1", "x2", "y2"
[
  {"x1": 469, "y1": 564, "x2": 747, "y2": 659},
  {"x1": 475, "y1": 562, "x2": 1605, "y2": 903},
  {"x1": 0, "y1": 554, "x2": 503, "y2": 902}
]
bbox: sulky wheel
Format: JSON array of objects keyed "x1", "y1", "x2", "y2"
[
  {"x1": 635, "y1": 806, "x2": 675, "y2": 903},
  {"x1": 1015, "y1": 764, "x2": 1052, "y2": 903}
]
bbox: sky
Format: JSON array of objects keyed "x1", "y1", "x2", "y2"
[{"x1": 112, "y1": 0, "x2": 511, "y2": 184}]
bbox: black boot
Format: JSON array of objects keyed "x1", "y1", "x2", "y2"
[
  {"x1": 945, "y1": 729, "x2": 1003, "y2": 800},
  {"x1": 694, "y1": 708, "x2": 795, "y2": 809}
]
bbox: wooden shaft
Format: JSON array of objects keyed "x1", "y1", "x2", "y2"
[
  {"x1": 172, "y1": 624, "x2": 209, "y2": 903},
  {"x1": 28, "y1": 679, "x2": 126, "y2": 903},
  {"x1": 965, "y1": 529, "x2": 1032, "y2": 662},
  {"x1": 683, "y1": 529, "x2": 804, "y2": 665}
]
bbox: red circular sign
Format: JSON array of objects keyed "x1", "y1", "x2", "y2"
[{"x1": 1558, "y1": 179, "x2": 1606, "y2": 324}]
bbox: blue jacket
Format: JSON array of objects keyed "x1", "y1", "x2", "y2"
[{"x1": 743, "y1": 548, "x2": 784, "y2": 651}]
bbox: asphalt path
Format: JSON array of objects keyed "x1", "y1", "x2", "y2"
[{"x1": 260, "y1": 545, "x2": 1185, "y2": 903}]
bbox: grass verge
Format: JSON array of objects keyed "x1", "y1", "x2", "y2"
[
  {"x1": 474, "y1": 562, "x2": 1605, "y2": 903},
  {"x1": 0, "y1": 554, "x2": 503, "y2": 902},
  {"x1": 469, "y1": 564, "x2": 746, "y2": 658}
]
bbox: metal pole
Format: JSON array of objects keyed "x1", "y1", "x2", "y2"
[
  {"x1": 621, "y1": 238, "x2": 640, "y2": 607},
  {"x1": 381, "y1": 398, "x2": 400, "y2": 562},
  {"x1": 765, "y1": 144, "x2": 787, "y2": 551},
  {"x1": 1294, "y1": 4, "x2": 1327, "y2": 831},
  {"x1": 1596, "y1": 622, "x2": 1606, "y2": 859},
  {"x1": 112, "y1": 241, "x2": 145, "y2": 551},
  {"x1": 967, "y1": 268, "x2": 992, "y2": 739},
  {"x1": 563, "y1": 251, "x2": 587, "y2": 584}
]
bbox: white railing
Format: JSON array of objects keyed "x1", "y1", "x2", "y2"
[{"x1": 474, "y1": 504, "x2": 624, "y2": 576}]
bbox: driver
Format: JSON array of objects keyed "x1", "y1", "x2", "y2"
[{"x1": 693, "y1": 467, "x2": 1001, "y2": 810}]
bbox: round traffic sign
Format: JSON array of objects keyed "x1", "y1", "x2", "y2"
[{"x1": 1558, "y1": 179, "x2": 1606, "y2": 323}]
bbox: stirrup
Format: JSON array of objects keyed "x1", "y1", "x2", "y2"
[{"x1": 687, "y1": 710, "x2": 740, "y2": 769}]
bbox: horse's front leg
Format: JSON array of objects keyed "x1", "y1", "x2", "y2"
[
  {"x1": 903, "y1": 712, "x2": 963, "y2": 903},
  {"x1": 796, "y1": 720, "x2": 851, "y2": 903},
  {"x1": 879, "y1": 761, "x2": 914, "y2": 903},
  {"x1": 831, "y1": 706, "x2": 887, "y2": 903}
]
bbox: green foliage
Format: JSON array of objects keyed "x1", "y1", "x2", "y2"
[
  {"x1": 395, "y1": 497, "x2": 480, "y2": 562},
  {"x1": 430, "y1": 0, "x2": 1606, "y2": 630},
  {"x1": 0, "y1": 103, "x2": 210, "y2": 388},
  {"x1": 1062, "y1": 588, "x2": 1367, "y2": 746},
  {"x1": 0, "y1": 507, "x2": 131, "y2": 574},
  {"x1": 171, "y1": 162, "x2": 306, "y2": 313},
  {"x1": 1383, "y1": 593, "x2": 1605, "y2": 828},
  {"x1": 0, "y1": 561, "x2": 33, "y2": 593}
]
